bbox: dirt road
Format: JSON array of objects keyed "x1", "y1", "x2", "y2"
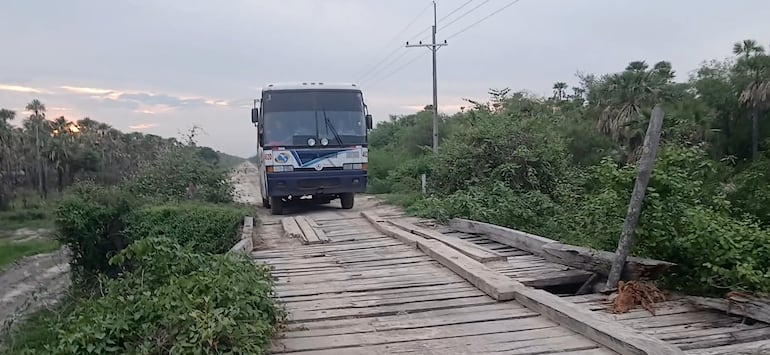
[{"x1": 0, "y1": 244, "x2": 70, "y2": 332}]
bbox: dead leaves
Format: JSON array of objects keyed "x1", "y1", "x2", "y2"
[{"x1": 610, "y1": 280, "x2": 667, "y2": 315}]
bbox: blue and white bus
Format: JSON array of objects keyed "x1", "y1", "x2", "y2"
[{"x1": 251, "y1": 82, "x2": 373, "y2": 215}]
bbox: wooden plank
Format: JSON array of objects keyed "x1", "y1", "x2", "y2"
[
  {"x1": 417, "y1": 240, "x2": 521, "y2": 301},
  {"x1": 542, "y1": 242, "x2": 675, "y2": 280},
  {"x1": 274, "y1": 327, "x2": 588, "y2": 355},
  {"x1": 306, "y1": 216, "x2": 331, "y2": 243},
  {"x1": 361, "y1": 211, "x2": 421, "y2": 248},
  {"x1": 295, "y1": 216, "x2": 324, "y2": 244},
  {"x1": 450, "y1": 218, "x2": 675, "y2": 280},
  {"x1": 281, "y1": 217, "x2": 304, "y2": 240},
  {"x1": 683, "y1": 339, "x2": 770, "y2": 355},
  {"x1": 450, "y1": 218, "x2": 556, "y2": 254},
  {"x1": 387, "y1": 219, "x2": 507, "y2": 263},
  {"x1": 272, "y1": 317, "x2": 557, "y2": 353},
  {"x1": 686, "y1": 294, "x2": 770, "y2": 324},
  {"x1": 512, "y1": 286, "x2": 685, "y2": 355}
]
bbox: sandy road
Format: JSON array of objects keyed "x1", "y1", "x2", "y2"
[{"x1": 0, "y1": 246, "x2": 70, "y2": 333}]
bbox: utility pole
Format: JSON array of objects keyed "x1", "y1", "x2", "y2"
[{"x1": 406, "y1": 0, "x2": 447, "y2": 153}]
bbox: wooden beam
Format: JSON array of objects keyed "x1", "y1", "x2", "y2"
[
  {"x1": 361, "y1": 212, "x2": 421, "y2": 248},
  {"x1": 280, "y1": 217, "x2": 304, "y2": 240},
  {"x1": 450, "y1": 218, "x2": 674, "y2": 280},
  {"x1": 305, "y1": 217, "x2": 330, "y2": 243},
  {"x1": 229, "y1": 216, "x2": 255, "y2": 254},
  {"x1": 417, "y1": 240, "x2": 520, "y2": 301},
  {"x1": 387, "y1": 219, "x2": 507, "y2": 263},
  {"x1": 687, "y1": 294, "x2": 770, "y2": 324},
  {"x1": 449, "y1": 218, "x2": 556, "y2": 255},
  {"x1": 364, "y1": 212, "x2": 684, "y2": 355},
  {"x1": 607, "y1": 105, "x2": 665, "y2": 290},
  {"x1": 295, "y1": 216, "x2": 324, "y2": 245},
  {"x1": 512, "y1": 286, "x2": 684, "y2": 355},
  {"x1": 542, "y1": 243, "x2": 674, "y2": 280}
]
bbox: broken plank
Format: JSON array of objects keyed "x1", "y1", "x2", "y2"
[
  {"x1": 387, "y1": 219, "x2": 507, "y2": 263},
  {"x1": 305, "y1": 216, "x2": 331, "y2": 243},
  {"x1": 295, "y1": 216, "x2": 324, "y2": 244},
  {"x1": 686, "y1": 294, "x2": 770, "y2": 324},
  {"x1": 281, "y1": 217, "x2": 304, "y2": 240},
  {"x1": 450, "y1": 218, "x2": 556, "y2": 254},
  {"x1": 542, "y1": 242, "x2": 675, "y2": 280}
]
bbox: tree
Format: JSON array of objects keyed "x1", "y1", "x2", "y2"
[
  {"x1": 552, "y1": 82, "x2": 568, "y2": 101},
  {"x1": 25, "y1": 99, "x2": 48, "y2": 197},
  {"x1": 733, "y1": 40, "x2": 770, "y2": 160}
]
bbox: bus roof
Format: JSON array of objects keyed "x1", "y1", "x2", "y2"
[{"x1": 262, "y1": 82, "x2": 361, "y2": 91}]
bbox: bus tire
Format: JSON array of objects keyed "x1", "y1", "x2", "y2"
[
  {"x1": 270, "y1": 197, "x2": 284, "y2": 215},
  {"x1": 262, "y1": 197, "x2": 271, "y2": 208},
  {"x1": 340, "y1": 193, "x2": 354, "y2": 209}
]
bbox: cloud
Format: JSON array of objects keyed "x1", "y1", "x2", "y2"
[
  {"x1": 0, "y1": 83, "x2": 43, "y2": 93},
  {"x1": 60, "y1": 84, "x2": 230, "y2": 111},
  {"x1": 128, "y1": 123, "x2": 158, "y2": 130}
]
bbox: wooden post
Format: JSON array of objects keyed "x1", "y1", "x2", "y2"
[{"x1": 605, "y1": 105, "x2": 665, "y2": 290}]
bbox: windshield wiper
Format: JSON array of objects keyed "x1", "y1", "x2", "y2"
[{"x1": 321, "y1": 108, "x2": 344, "y2": 146}]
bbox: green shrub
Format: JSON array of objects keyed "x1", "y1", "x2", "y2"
[
  {"x1": 14, "y1": 238, "x2": 282, "y2": 355},
  {"x1": 127, "y1": 148, "x2": 233, "y2": 204},
  {"x1": 431, "y1": 110, "x2": 574, "y2": 197},
  {"x1": 568, "y1": 146, "x2": 770, "y2": 294},
  {"x1": 126, "y1": 203, "x2": 248, "y2": 254},
  {"x1": 55, "y1": 182, "x2": 140, "y2": 283}
]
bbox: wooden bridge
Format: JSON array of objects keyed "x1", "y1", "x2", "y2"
[{"x1": 248, "y1": 196, "x2": 770, "y2": 355}]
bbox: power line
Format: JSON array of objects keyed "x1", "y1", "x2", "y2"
[
  {"x1": 438, "y1": 0, "x2": 474, "y2": 24},
  {"x1": 355, "y1": 2, "x2": 433, "y2": 82},
  {"x1": 446, "y1": 0, "x2": 523, "y2": 40},
  {"x1": 366, "y1": 52, "x2": 429, "y2": 89},
  {"x1": 437, "y1": 0, "x2": 492, "y2": 32},
  {"x1": 359, "y1": 49, "x2": 412, "y2": 86},
  {"x1": 362, "y1": 0, "x2": 481, "y2": 83}
]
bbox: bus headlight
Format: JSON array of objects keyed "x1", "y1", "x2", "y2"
[
  {"x1": 271, "y1": 165, "x2": 294, "y2": 172},
  {"x1": 343, "y1": 163, "x2": 365, "y2": 170},
  {"x1": 307, "y1": 138, "x2": 316, "y2": 146},
  {"x1": 321, "y1": 138, "x2": 329, "y2": 146}
]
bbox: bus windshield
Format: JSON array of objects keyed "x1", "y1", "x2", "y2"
[{"x1": 262, "y1": 90, "x2": 366, "y2": 147}]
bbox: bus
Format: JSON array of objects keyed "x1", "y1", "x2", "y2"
[{"x1": 251, "y1": 82, "x2": 373, "y2": 215}]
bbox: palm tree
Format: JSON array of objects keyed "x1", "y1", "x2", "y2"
[
  {"x1": 595, "y1": 61, "x2": 675, "y2": 161},
  {"x1": 552, "y1": 82, "x2": 568, "y2": 101},
  {"x1": 25, "y1": 99, "x2": 47, "y2": 197},
  {"x1": 733, "y1": 39, "x2": 765, "y2": 60},
  {"x1": 0, "y1": 109, "x2": 16, "y2": 210},
  {"x1": 733, "y1": 40, "x2": 770, "y2": 160}
]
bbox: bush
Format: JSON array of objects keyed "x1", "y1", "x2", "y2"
[
  {"x1": 55, "y1": 182, "x2": 140, "y2": 282},
  {"x1": 14, "y1": 238, "x2": 282, "y2": 355},
  {"x1": 431, "y1": 110, "x2": 574, "y2": 197},
  {"x1": 566, "y1": 146, "x2": 770, "y2": 294},
  {"x1": 126, "y1": 203, "x2": 248, "y2": 254},
  {"x1": 127, "y1": 148, "x2": 233, "y2": 204}
]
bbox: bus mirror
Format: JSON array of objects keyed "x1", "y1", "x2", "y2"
[
  {"x1": 365, "y1": 114, "x2": 373, "y2": 130},
  {"x1": 251, "y1": 108, "x2": 259, "y2": 124}
]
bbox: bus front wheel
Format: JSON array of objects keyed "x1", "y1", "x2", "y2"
[
  {"x1": 340, "y1": 193, "x2": 354, "y2": 210},
  {"x1": 270, "y1": 197, "x2": 284, "y2": 215}
]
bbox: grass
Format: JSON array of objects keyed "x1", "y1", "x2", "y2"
[
  {"x1": 0, "y1": 208, "x2": 54, "y2": 232},
  {"x1": 0, "y1": 239, "x2": 60, "y2": 271},
  {"x1": 1, "y1": 296, "x2": 76, "y2": 354}
]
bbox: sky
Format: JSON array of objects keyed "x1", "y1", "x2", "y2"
[{"x1": 2, "y1": 0, "x2": 770, "y2": 157}]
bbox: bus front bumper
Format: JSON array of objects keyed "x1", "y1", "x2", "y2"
[{"x1": 266, "y1": 170, "x2": 367, "y2": 197}]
